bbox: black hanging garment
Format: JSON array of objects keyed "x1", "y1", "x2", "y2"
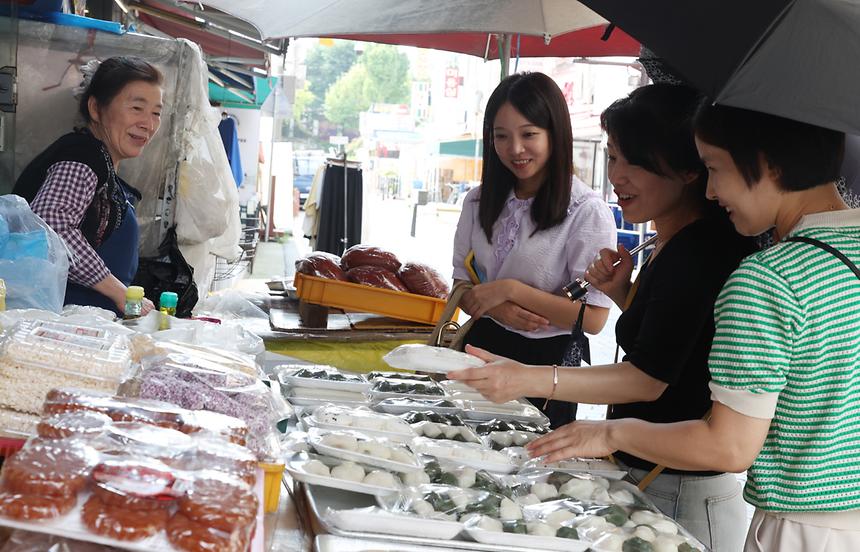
[{"x1": 315, "y1": 164, "x2": 363, "y2": 256}]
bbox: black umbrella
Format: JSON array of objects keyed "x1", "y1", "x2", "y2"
[{"x1": 581, "y1": 0, "x2": 860, "y2": 134}]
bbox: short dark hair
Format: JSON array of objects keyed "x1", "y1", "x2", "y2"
[
  {"x1": 601, "y1": 83, "x2": 706, "y2": 193},
  {"x1": 694, "y1": 103, "x2": 845, "y2": 191},
  {"x1": 479, "y1": 72, "x2": 572, "y2": 242},
  {"x1": 79, "y1": 56, "x2": 163, "y2": 124}
]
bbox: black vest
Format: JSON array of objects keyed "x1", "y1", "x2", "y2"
[{"x1": 13, "y1": 130, "x2": 140, "y2": 248}]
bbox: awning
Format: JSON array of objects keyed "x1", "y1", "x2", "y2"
[{"x1": 439, "y1": 139, "x2": 482, "y2": 158}]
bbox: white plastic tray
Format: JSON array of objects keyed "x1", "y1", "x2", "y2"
[
  {"x1": 303, "y1": 410, "x2": 416, "y2": 444},
  {"x1": 307, "y1": 428, "x2": 423, "y2": 474},
  {"x1": 464, "y1": 527, "x2": 590, "y2": 551},
  {"x1": 383, "y1": 345, "x2": 484, "y2": 374},
  {"x1": 461, "y1": 400, "x2": 549, "y2": 424},
  {"x1": 410, "y1": 438, "x2": 517, "y2": 474},
  {"x1": 326, "y1": 506, "x2": 465, "y2": 540},
  {"x1": 278, "y1": 367, "x2": 370, "y2": 392},
  {"x1": 286, "y1": 452, "x2": 402, "y2": 496},
  {"x1": 373, "y1": 398, "x2": 464, "y2": 417}
]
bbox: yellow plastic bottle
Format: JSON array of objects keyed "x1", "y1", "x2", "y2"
[
  {"x1": 158, "y1": 291, "x2": 178, "y2": 330},
  {"x1": 123, "y1": 286, "x2": 145, "y2": 319}
]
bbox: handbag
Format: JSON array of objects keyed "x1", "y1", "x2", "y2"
[
  {"x1": 131, "y1": 227, "x2": 199, "y2": 318},
  {"x1": 561, "y1": 299, "x2": 590, "y2": 366}
]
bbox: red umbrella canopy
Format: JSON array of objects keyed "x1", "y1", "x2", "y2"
[{"x1": 329, "y1": 25, "x2": 639, "y2": 60}]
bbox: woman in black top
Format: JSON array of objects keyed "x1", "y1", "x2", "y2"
[{"x1": 449, "y1": 85, "x2": 756, "y2": 551}]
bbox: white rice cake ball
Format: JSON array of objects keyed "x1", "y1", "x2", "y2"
[
  {"x1": 456, "y1": 467, "x2": 477, "y2": 488},
  {"x1": 515, "y1": 493, "x2": 541, "y2": 506},
  {"x1": 499, "y1": 497, "x2": 523, "y2": 520},
  {"x1": 303, "y1": 459, "x2": 331, "y2": 477},
  {"x1": 320, "y1": 433, "x2": 358, "y2": 452},
  {"x1": 531, "y1": 482, "x2": 559, "y2": 501},
  {"x1": 559, "y1": 477, "x2": 597, "y2": 501},
  {"x1": 362, "y1": 470, "x2": 398, "y2": 488},
  {"x1": 411, "y1": 498, "x2": 434, "y2": 516},
  {"x1": 358, "y1": 441, "x2": 392, "y2": 460},
  {"x1": 352, "y1": 416, "x2": 385, "y2": 431},
  {"x1": 545, "y1": 509, "x2": 578, "y2": 529},
  {"x1": 402, "y1": 470, "x2": 431, "y2": 486},
  {"x1": 331, "y1": 461, "x2": 365, "y2": 482},
  {"x1": 527, "y1": 521, "x2": 556, "y2": 537},
  {"x1": 477, "y1": 516, "x2": 503, "y2": 532},
  {"x1": 390, "y1": 448, "x2": 416, "y2": 465}
]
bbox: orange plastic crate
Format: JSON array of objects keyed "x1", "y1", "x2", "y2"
[{"x1": 294, "y1": 273, "x2": 449, "y2": 325}]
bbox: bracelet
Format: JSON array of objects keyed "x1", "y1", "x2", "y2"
[{"x1": 542, "y1": 364, "x2": 559, "y2": 410}]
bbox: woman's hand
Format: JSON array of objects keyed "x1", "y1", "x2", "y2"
[
  {"x1": 584, "y1": 244, "x2": 633, "y2": 307},
  {"x1": 526, "y1": 420, "x2": 617, "y2": 462},
  {"x1": 447, "y1": 345, "x2": 537, "y2": 403},
  {"x1": 141, "y1": 297, "x2": 155, "y2": 316},
  {"x1": 486, "y1": 302, "x2": 549, "y2": 332},
  {"x1": 460, "y1": 280, "x2": 516, "y2": 319}
]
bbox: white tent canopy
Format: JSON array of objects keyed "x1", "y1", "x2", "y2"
[{"x1": 186, "y1": 0, "x2": 608, "y2": 41}]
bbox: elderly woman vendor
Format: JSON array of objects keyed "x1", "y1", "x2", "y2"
[{"x1": 14, "y1": 56, "x2": 163, "y2": 316}]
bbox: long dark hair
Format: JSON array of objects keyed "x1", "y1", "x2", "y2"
[
  {"x1": 79, "y1": 56, "x2": 162, "y2": 123},
  {"x1": 478, "y1": 72, "x2": 572, "y2": 242},
  {"x1": 600, "y1": 83, "x2": 721, "y2": 217}
]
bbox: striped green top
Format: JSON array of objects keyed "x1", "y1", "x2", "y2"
[{"x1": 709, "y1": 213, "x2": 860, "y2": 512}]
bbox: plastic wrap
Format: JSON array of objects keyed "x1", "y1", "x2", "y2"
[
  {"x1": 346, "y1": 266, "x2": 408, "y2": 292},
  {"x1": 0, "y1": 406, "x2": 260, "y2": 550},
  {"x1": 379, "y1": 483, "x2": 505, "y2": 523},
  {"x1": 370, "y1": 377, "x2": 446, "y2": 400},
  {"x1": 307, "y1": 428, "x2": 421, "y2": 473},
  {"x1": 0, "y1": 409, "x2": 39, "y2": 438},
  {"x1": 411, "y1": 437, "x2": 516, "y2": 474},
  {"x1": 382, "y1": 344, "x2": 484, "y2": 374},
  {"x1": 42, "y1": 388, "x2": 250, "y2": 447},
  {"x1": 398, "y1": 262, "x2": 450, "y2": 299},
  {"x1": 340, "y1": 245, "x2": 401, "y2": 273},
  {"x1": 277, "y1": 364, "x2": 370, "y2": 392},
  {"x1": 304, "y1": 404, "x2": 414, "y2": 441},
  {"x1": 287, "y1": 451, "x2": 403, "y2": 496},
  {"x1": 0, "y1": 319, "x2": 132, "y2": 415},
  {"x1": 401, "y1": 411, "x2": 481, "y2": 444},
  {"x1": 130, "y1": 337, "x2": 260, "y2": 377},
  {"x1": 366, "y1": 371, "x2": 432, "y2": 382},
  {"x1": 0, "y1": 195, "x2": 70, "y2": 313},
  {"x1": 295, "y1": 251, "x2": 347, "y2": 281},
  {"x1": 129, "y1": 356, "x2": 283, "y2": 460},
  {"x1": 372, "y1": 397, "x2": 463, "y2": 416},
  {"x1": 0, "y1": 530, "x2": 120, "y2": 552}
]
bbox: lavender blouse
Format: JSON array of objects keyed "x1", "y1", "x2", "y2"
[{"x1": 452, "y1": 176, "x2": 617, "y2": 338}]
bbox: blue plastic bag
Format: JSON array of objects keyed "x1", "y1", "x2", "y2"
[{"x1": 0, "y1": 195, "x2": 70, "y2": 312}]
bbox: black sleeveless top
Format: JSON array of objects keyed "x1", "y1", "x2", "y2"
[{"x1": 13, "y1": 129, "x2": 141, "y2": 248}]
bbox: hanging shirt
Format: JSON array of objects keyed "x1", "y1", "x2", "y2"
[{"x1": 218, "y1": 116, "x2": 243, "y2": 187}]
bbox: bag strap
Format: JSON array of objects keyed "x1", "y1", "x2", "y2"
[
  {"x1": 429, "y1": 280, "x2": 475, "y2": 349},
  {"x1": 635, "y1": 407, "x2": 713, "y2": 492},
  {"x1": 785, "y1": 236, "x2": 860, "y2": 280}
]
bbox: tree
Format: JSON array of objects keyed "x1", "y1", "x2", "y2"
[
  {"x1": 292, "y1": 83, "x2": 315, "y2": 128},
  {"x1": 305, "y1": 41, "x2": 357, "y2": 115},
  {"x1": 324, "y1": 64, "x2": 371, "y2": 129},
  {"x1": 322, "y1": 44, "x2": 411, "y2": 132},
  {"x1": 361, "y1": 44, "x2": 411, "y2": 104}
]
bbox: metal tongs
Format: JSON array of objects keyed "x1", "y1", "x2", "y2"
[{"x1": 562, "y1": 234, "x2": 659, "y2": 302}]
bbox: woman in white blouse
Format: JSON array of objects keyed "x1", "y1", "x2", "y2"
[{"x1": 451, "y1": 72, "x2": 617, "y2": 428}]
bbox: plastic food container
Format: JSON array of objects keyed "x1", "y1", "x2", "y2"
[
  {"x1": 294, "y1": 273, "x2": 449, "y2": 325},
  {"x1": 259, "y1": 461, "x2": 286, "y2": 513}
]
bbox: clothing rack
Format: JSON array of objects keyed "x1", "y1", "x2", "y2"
[{"x1": 325, "y1": 154, "x2": 362, "y2": 251}]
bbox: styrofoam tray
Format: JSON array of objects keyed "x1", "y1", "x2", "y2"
[
  {"x1": 461, "y1": 400, "x2": 549, "y2": 424},
  {"x1": 373, "y1": 398, "x2": 464, "y2": 417},
  {"x1": 411, "y1": 438, "x2": 517, "y2": 474},
  {"x1": 286, "y1": 452, "x2": 402, "y2": 496},
  {"x1": 278, "y1": 367, "x2": 370, "y2": 392},
  {"x1": 304, "y1": 417, "x2": 415, "y2": 444},
  {"x1": 464, "y1": 527, "x2": 590, "y2": 551},
  {"x1": 307, "y1": 428, "x2": 423, "y2": 474},
  {"x1": 325, "y1": 506, "x2": 465, "y2": 540},
  {"x1": 383, "y1": 345, "x2": 484, "y2": 374}
]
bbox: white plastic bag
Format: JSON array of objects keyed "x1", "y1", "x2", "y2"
[{"x1": 0, "y1": 195, "x2": 70, "y2": 312}]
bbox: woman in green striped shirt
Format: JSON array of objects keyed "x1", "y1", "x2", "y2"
[{"x1": 529, "y1": 104, "x2": 860, "y2": 551}]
